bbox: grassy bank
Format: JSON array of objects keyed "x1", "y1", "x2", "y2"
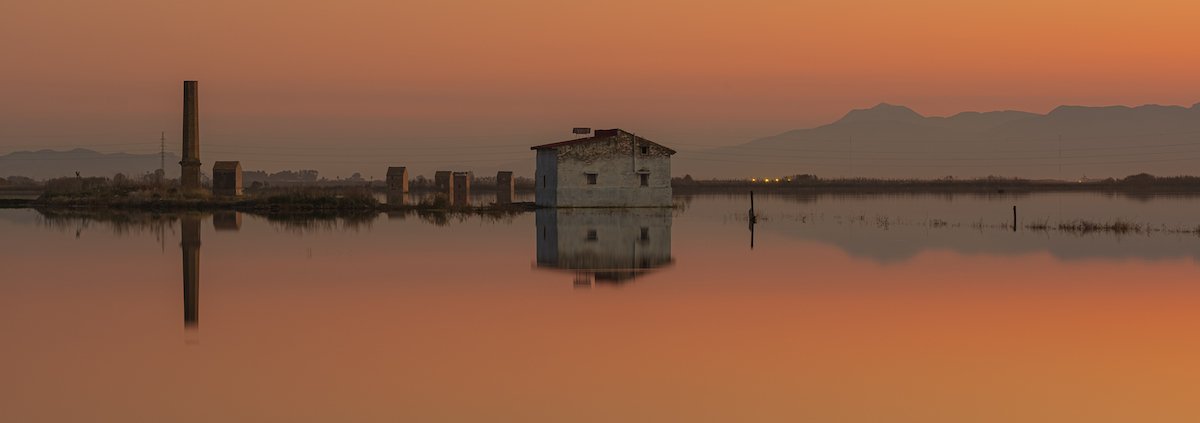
[{"x1": 30, "y1": 177, "x2": 535, "y2": 214}]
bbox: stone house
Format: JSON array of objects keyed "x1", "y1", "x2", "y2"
[{"x1": 531, "y1": 129, "x2": 675, "y2": 207}]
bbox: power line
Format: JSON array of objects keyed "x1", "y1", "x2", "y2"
[
  {"x1": 675, "y1": 154, "x2": 1200, "y2": 168},
  {"x1": 670, "y1": 139, "x2": 1200, "y2": 154},
  {"x1": 205, "y1": 131, "x2": 562, "y2": 141},
  {"x1": 0, "y1": 132, "x2": 161, "y2": 139},
  {"x1": 680, "y1": 146, "x2": 1200, "y2": 162},
  {"x1": 201, "y1": 149, "x2": 530, "y2": 158},
  {"x1": 225, "y1": 157, "x2": 530, "y2": 164},
  {"x1": 665, "y1": 129, "x2": 1200, "y2": 146},
  {"x1": 205, "y1": 143, "x2": 531, "y2": 151}
]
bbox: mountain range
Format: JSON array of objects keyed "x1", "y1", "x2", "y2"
[
  {"x1": 0, "y1": 148, "x2": 180, "y2": 180},
  {"x1": 673, "y1": 102, "x2": 1200, "y2": 180},
  {"x1": 6, "y1": 102, "x2": 1200, "y2": 181}
]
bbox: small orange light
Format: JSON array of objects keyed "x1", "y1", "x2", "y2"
[
  {"x1": 775, "y1": 178, "x2": 779, "y2": 182},
  {"x1": 751, "y1": 178, "x2": 756, "y2": 182}
]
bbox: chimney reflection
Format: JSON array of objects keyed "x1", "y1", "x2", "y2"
[
  {"x1": 181, "y1": 214, "x2": 202, "y2": 330},
  {"x1": 535, "y1": 208, "x2": 674, "y2": 287}
]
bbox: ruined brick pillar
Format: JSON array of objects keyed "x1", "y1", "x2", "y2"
[
  {"x1": 434, "y1": 171, "x2": 453, "y2": 204},
  {"x1": 453, "y1": 172, "x2": 470, "y2": 206},
  {"x1": 496, "y1": 171, "x2": 514, "y2": 204},
  {"x1": 387, "y1": 167, "x2": 408, "y2": 192}
]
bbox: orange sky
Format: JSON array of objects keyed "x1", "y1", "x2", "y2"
[{"x1": 2, "y1": 0, "x2": 1198, "y2": 174}]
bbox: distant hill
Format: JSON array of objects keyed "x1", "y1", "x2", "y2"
[
  {"x1": 0, "y1": 148, "x2": 180, "y2": 180},
  {"x1": 674, "y1": 102, "x2": 1200, "y2": 180}
]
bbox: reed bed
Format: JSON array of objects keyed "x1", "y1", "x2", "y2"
[{"x1": 733, "y1": 210, "x2": 1200, "y2": 237}]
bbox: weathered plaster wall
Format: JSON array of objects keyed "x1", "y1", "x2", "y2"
[
  {"x1": 554, "y1": 136, "x2": 672, "y2": 207},
  {"x1": 534, "y1": 149, "x2": 558, "y2": 207}
]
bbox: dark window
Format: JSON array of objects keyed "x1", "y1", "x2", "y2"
[
  {"x1": 640, "y1": 146, "x2": 649, "y2": 154},
  {"x1": 586, "y1": 229, "x2": 597, "y2": 242},
  {"x1": 640, "y1": 173, "x2": 649, "y2": 186},
  {"x1": 586, "y1": 174, "x2": 597, "y2": 185},
  {"x1": 542, "y1": 175, "x2": 546, "y2": 187},
  {"x1": 640, "y1": 227, "x2": 650, "y2": 241}
]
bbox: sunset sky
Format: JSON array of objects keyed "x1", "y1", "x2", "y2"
[{"x1": 3, "y1": 0, "x2": 1198, "y2": 176}]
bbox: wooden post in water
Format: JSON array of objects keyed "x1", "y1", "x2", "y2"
[
  {"x1": 749, "y1": 191, "x2": 757, "y2": 223},
  {"x1": 749, "y1": 191, "x2": 756, "y2": 249},
  {"x1": 1013, "y1": 206, "x2": 1017, "y2": 232}
]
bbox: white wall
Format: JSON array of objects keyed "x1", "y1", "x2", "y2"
[
  {"x1": 535, "y1": 136, "x2": 673, "y2": 207},
  {"x1": 534, "y1": 149, "x2": 558, "y2": 207}
]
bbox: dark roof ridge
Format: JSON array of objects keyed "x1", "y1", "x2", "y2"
[{"x1": 530, "y1": 128, "x2": 674, "y2": 154}]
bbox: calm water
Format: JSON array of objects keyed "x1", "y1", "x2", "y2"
[{"x1": 3, "y1": 193, "x2": 1200, "y2": 422}]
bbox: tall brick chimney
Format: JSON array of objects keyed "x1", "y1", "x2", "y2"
[{"x1": 180, "y1": 81, "x2": 202, "y2": 190}]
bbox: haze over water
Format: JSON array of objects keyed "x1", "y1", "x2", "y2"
[{"x1": 3, "y1": 193, "x2": 1200, "y2": 422}]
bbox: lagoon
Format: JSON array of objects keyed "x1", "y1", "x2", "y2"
[{"x1": 2, "y1": 193, "x2": 1200, "y2": 422}]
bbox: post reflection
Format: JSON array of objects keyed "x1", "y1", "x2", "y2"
[{"x1": 535, "y1": 208, "x2": 674, "y2": 287}]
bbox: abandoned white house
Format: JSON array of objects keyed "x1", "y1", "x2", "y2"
[{"x1": 531, "y1": 129, "x2": 676, "y2": 207}]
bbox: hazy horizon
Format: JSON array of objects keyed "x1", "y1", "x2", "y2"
[
  {"x1": 4, "y1": 0, "x2": 1200, "y2": 178},
  {"x1": 5, "y1": 101, "x2": 1199, "y2": 181}
]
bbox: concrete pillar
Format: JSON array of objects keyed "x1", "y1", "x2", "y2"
[
  {"x1": 181, "y1": 214, "x2": 201, "y2": 328},
  {"x1": 181, "y1": 81, "x2": 202, "y2": 190},
  {"x1": 453, "y1": 172, "x2": 471, "y2": 206},
  {"x1": 496, "y1": 171, "x2": 514, "y2": 204}
]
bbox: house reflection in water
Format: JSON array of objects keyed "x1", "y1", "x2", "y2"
[{"x1": 535, "y1": 208, "x2": 674, "y2": 287}]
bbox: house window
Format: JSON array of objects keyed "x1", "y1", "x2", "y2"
[
  {"x1": 586, "y1": 229, "x2": 597, "y2": 242},
  {"x1": 542, "y1": 175, "x2": 546, "y2": 187},
  {"x1": 640, "y1": 227, "x2": 650, "y2": 241},
  {"x1": 586, "y1": 174, "x2": 597, "y2": 185},
  {"x1": 640, "y1": 146, "x2": 649, "y2": 154},
  {"x1": 640, "y1": 173, "x2": 649, "y2": 187}
]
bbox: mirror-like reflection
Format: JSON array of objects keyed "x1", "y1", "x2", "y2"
[
  {"x1": 211, "y1": 211, "x2": 242, "y2": 231},
  {"x1": 181, "y1": 214, "x2": 201, "y2": 330},
  {"x1": 6, "y1": 193, "x2": 1200, "y2": 421},
  {"x1": 535, "y1": 208, "x2": 674, "y2": 287}
]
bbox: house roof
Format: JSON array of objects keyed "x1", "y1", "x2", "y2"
[
  {"x1": 530, "y1": 128, "x2": 675, "y2": 154},
  {"x1": 213, "y1": 161, "x2": 241, "y2": 170},
  {"x1": 530, "y1": 135, "x2": 604, "y2": 150}
]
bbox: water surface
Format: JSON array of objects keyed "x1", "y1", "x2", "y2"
[{"x1": 3, "y1": 193, "x2": 1200, "y2": 422}]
